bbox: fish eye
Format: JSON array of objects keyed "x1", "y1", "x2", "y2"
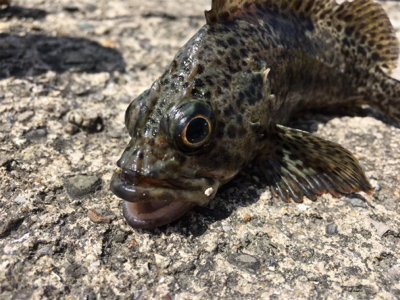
[
  {"x1": 182, "y1": 115, "x2": 211, "y2": 146},
  {"x1": 168, "y1": 100, "x2": 216, "y2": 154}
]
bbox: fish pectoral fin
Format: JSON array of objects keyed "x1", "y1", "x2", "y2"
[{"x1": 260, "y1": 124, "x2": 373, "y2": 203}]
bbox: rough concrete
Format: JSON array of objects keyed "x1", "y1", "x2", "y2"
[{"x1": 0, "y1": 0, "x2": 399, "y2": 299}]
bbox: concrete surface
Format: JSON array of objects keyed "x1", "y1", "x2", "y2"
[{"x1": 0, "y1": 0, "x2": 399, "y2": 299}]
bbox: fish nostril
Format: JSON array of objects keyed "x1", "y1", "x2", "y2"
[{"x1": 137, "y1": 149, "x2": 145, "y2": 160}]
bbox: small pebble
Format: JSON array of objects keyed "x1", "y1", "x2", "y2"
[
  {"x1": 68, "y1": 111, "x2": 84, "y2": 126},
  {"x1": 87, "y1": 209, "x2": 111, "y2": 224},
  {"x1": 66, "y1": 175, "x2": 102, "y2": 198},
  {"x1": 369, "y1": 218, "x2": 390, "y2": 237},
  {"x1": 113, "y1": 233, "x2": 127, "y2": 243},
  {"x1": 347, "y1": 198, "x2": 367, "y2": 208},
  {"x1": 244, "y1": 213, "x2": 251, "y2": 222},
  {"x1": 101, "y1": 39, "x2": 116, "y2": 49},
  {"x1": 369, "y1": 179, "x2": 380, "y2": 191},
  {"x1": 63, "y1": 4, "x2": 79, "y2": 12},
  {"x1": 13, "y1": 196, "x2": 26, "y2": 203},
  {"x1": 222, "y1": 225, "x2": 231, "y2": 232},
  {"x1": 119, "y1": 95, "x2": 131, "y2": 103},
  {"x1": 154, "y1": 254, "x2": 171, "y2": 269},
  {"x1": 17, "y1": 111, "x2": 34, "y2": 122},
  {"x1": 227, "y1": 253, "x2": 260, "y2": 274},
  {"x1": 38, "y1": 246, "x2": 50, "y2": 254},
  {"x1": 326, "y1": 223, "x2": 338, "y2": 235},
  {"x1": 0, "y1": 217, "x2": 24, "y2": 238},
  {"x1": 69, "y1": 152, "x2": 84, "y2": 164},
  {"x1": 388, "y1": 264, "x2": 400, "y2": 279},
  {"x1": 64, "y1": 123, "x2": 80, "y2": 135},
  {"x1": 86, "y1": 4, "x2": 97, "y2": 12},
  {"x1": 79, "y1": 22, "x2": 93, "y2": 30},
  {"x1": 68, "y1": 111, "x2": 103, "y2": 132},
  {"x1": 297, "y1": 204, "x2": 310, "y2": 211},
  {"x1": 25, "y1": 129, "x2": 47, "y2": 141},
  {"x1": 86, "y1": 254, "x2": 97, "y2": 263}
]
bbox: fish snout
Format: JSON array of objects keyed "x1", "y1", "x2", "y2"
[{"x1": 116, "y1": 137, "x2": 178, "y2": 178}]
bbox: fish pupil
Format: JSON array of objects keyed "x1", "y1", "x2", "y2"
[{"x1": 186, "y1": 117, "x2": 209, "y2": 144}]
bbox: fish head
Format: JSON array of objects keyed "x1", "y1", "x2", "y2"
[
  {"x1": 111, "y1": 79, "x2": 247, "y2": 228},
  {"x1": 111, "y1": 27, "x2": 264, "y2": 228}
]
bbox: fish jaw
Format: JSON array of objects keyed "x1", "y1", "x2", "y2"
[
  {"x1": 110, "y1": 169, "x2": 219, "y2": 228},
  {"x1": 122, "y1": 201, "x2": 194, "y2": 229}
]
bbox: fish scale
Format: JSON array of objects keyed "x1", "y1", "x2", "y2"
[{"x1": 110, "y1": 0, "x2": 400, "y2": 229}]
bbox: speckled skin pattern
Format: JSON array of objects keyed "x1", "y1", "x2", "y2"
[{"x1": 111, "y1": 0, "x2": 400, "y2": 228}]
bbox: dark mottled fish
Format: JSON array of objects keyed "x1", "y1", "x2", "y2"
[{"x1": 111, "y1": 0, "x2": 400, "y2": 228}]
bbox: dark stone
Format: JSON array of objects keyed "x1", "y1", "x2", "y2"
[
  {"x1": 62, "y1": 5, "x2": 80, "y2": 12},
  {"x1": 0, "y1": 217, "x2": 24, "y2": 238},
  {"x1": 66, "y1": 175, "x2": 102, "y2": 198},
  {"x1": 65, "y1": 263, "x2": 88, "y2": 283},
  {"x1": 326, "y1": 223, "x2": 338, "y2": 235},
  {"x1": 347, "y1": 198, "x2": 368, "y2": 208},
  {"x1": 289, "y1": 247, "x2": 315, "y2": 263},
  {"x1": 25, "y1": 128, "x2": 47, "y2": 141},
  {"x1": 113, "y1": 233, "x2": 127, "y2": 243},
  {"x1": 10, "y1": 288, "x2": 33, "y2": 300},
  {"x1": 227, "y1": 253, "x2": 260, "y2": 274}
]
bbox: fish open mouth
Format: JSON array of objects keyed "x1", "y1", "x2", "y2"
[{"x1": 110, "y1": 169, "x2": 218, "y2": 228}]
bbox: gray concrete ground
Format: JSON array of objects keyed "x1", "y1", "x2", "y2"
[{"x1": 0, "y1": 0, "x2": 399, "y2": 299}]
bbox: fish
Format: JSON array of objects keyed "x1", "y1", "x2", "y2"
[{"x1": 110, "y1": 0, "x2": 400, "y2": 229}]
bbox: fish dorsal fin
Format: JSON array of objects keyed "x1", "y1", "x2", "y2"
[
  {"x1": 205, "y1": 0, "x2": 399, "y2": 72},
  {"x1": 334, "y1": 0, "x2": 399, "y2": 72},
  {"x1": 205, "y1": 0, "x2": 335, "y2": 24}
]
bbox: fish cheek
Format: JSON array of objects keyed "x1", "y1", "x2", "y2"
[{"x1": 196, "y1": 140, "x2": 246, "y2": 183}]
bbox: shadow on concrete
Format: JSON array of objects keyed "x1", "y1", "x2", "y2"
[
  {"x1": 0, "y1": 5, "x2": 47, "y2": 20},
  {"x1": 0, "y1": 33, "x2": 126, "y2": 78}
]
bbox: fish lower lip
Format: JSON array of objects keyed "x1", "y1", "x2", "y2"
[
  {"x1": 110, "y1": 170, "x2": 218, "y2": 228},
  {"x1": 122, "y1": 201, "x2": 194, "y2": 229}
]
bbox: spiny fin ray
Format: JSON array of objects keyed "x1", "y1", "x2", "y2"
[{"x1": 260, "y1": 124, "x2": 373, "y2": 202}]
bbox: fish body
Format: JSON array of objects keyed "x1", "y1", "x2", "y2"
[{"x1": 111, "y1": 0, "x2": 400, "y2": 228}]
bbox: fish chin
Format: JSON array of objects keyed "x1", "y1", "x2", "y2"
[
  {"x1": 122, "y1": 201, "x2": 194, "y2": 229},
  {"x1": 110, "y1": 170, "x2": 218, "y2": 228}
]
